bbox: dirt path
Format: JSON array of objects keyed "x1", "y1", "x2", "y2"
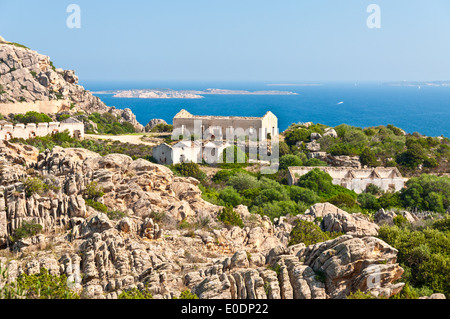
[{"x1": 85, "y1": 134, "x2": 161, "y2": 146}]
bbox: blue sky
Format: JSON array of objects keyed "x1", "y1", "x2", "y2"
[{"x1": 1, "y1": 0, "x2": 450, "y2": 83}]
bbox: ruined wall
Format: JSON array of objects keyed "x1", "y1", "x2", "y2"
[
  {"x1": 0, "y1": 121, "x2": 84, "y2": 141},
  {"x1": 288, "y1": 166, "x2": 404, "y2": 193}
]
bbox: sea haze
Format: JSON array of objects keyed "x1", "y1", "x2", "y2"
[{"x1": 84, "y1": 81, "x2": 450, "y2": 137}]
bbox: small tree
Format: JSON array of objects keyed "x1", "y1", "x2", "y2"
[
  {"x1": 84, "y1": 181, "x2": 104, "y2": 200},
  {"x1": 11, "y1": 221, "x2": 43, "y2": 243},
  {"x1": 217, "y1": 206, "x2": 244, "y2": 228}
]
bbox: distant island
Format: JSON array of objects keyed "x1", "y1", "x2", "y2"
[
  {"x1": 93, "y1": 88, "x2": 298, "y2": 99},
  {"x1": 384, "y1": 81, "x2": 450, "y2": 88}
]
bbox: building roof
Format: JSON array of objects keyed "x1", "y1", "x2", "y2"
[
  {"x1": 288, "y1": 166, "x2": 403, "y2": 181},
  {"x1": 173, "y1": 109, "x2": 276, "y2": 121}
]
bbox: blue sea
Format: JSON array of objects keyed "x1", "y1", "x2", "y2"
[{"x1": 83, "y1": 81, "x2": 450, "y2": 137}]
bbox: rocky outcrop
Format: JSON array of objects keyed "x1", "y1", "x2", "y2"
[
  {"x1": 184, "y1": 235, "x2": 403, "y2": 299},
  {"x1": 296, "y1": 235, "x2": 404, "y2": 298},
  {"x1": 0, "y1": 38, "x2": 143, "y2": 132},
  {"x1": 0, "y1": 141, "x2": 405, "y2": 299},
  {"x1": 307, "y1": 152, "x2": 361, "y2": 168},
  {"x1": 374, "y1": 208, "x2": 419, "y2": 226},
  {"x1": 323, "y1": 128, "x2": 338, "y2": 138},
  {"x1": 303, "y1": 202, "x2": 379, "y2": 237}
]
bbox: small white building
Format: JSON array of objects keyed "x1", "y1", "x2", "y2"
[
  {"x1": 152, "y1": 140, "x2": 236, "y2": 165},
  {"x1": 152, "y1": 141, "x2": 202, "y2": 165}
]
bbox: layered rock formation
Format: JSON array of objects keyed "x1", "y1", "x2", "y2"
[
  {"x1": 0, "y1": 142, "x2": 405, "y2": 299},
  {"x1": 301, "y1": 202, "x2": 379, "y2": 237},
  {"x1": 0, "y1": 37, "x2": 143, "y2": 132}
]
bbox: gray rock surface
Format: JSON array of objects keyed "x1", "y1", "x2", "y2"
[
  {"x1": 145, "y1": 119, "x2": 168, "y2": 132},
  {"x1": 0, "y1": 141, "x2": 406, "y2": 299},
  {"x1": 0, "y1": 41, "x2": 144, "y2": 132}
]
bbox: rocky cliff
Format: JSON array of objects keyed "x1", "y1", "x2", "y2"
[
  {"x1": 0, "y1": 36, "x2": 143, "y2": 132},
  {"x1": 0, "y1": 140, "x2": 406, "y2": 299}
]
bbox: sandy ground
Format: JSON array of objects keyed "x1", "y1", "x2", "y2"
[{"x1": 85, "y1": 134, "x2": 162, "y2": 146}]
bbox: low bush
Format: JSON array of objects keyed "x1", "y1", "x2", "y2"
[
  {"x1": 107, "y1": 210, "x2": 127, "y2": 220},
  {"x1": 217, "y1": 206, "x2": 244, "y2": 228},
  {"x1": 288, "y1": 220, "x2": 342, "y2": 247},
  {"x1": 4, "y1": 268, "x2": 80, "y2": 299},
  {"x1": 11, "y1": 221, "x2": 43, "y2": 242},
  {"x1": 85, "y1": 199, "x2": 108, "y2": 213},
  {"x1": 118, "y1": 287, "x2": 153, "y2": 299},
  {"x1": 171, "y1": 162, "x2": 206, "y2": 182}
]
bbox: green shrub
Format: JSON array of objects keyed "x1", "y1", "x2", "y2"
[
  {"x1": 13, "y1": 268, "x2": 79, "y2": 299},
  {"x1": 151, "y1": 123, "x2": 173, "y2": 133},
  {"x1": 327, "y1": 143, "x2": 360, "y2": 156},
  {"x1": 432, "y1": 215, "x2": 450, "y2": 232},
  {"x1": 357, "y1": 193, "x2": 381, "y2": 211},
  {"x1": 118, "y1": 287, "x2": 153, "y2": 299},
  {"x1": 378, "y1": 192, "x2": 402, "y2": 209},
  {"x1": 212, "y1": 169, "x2": 234, "y2": 183},
  {"x1": 365, "y1": 184, "x2": 383, "y2": 196},
  {"x1": 252, "y1": 200, "x2": 302, "y2": 221},
  {"x1": 360, "y1": 147, "x2": 380, "y2": 167},
  {"x1": 172, "y1": 162, "x2": 206, "y2": 182},
  {"x1": 289, "y1": 186, "x2": 321, "y2": 205},
  {"x1": 84, "y1": 181, "x2": 105, "y2": 200},
  {"x1": 23, "y1": 177, "x2": 48, "y2": 198},
  {"x1": 87, "y1": 112, "x2": 135, "y2": 135},
  {"x1": 396, "y1": 140, "x2": 426, "y2": 169},
  {"x1": 217, "y1": 206, "x2": 244, "y2": 228},
  {"x1": 11, "y1": 221, "x2": 43, "y2": 242},
  {"x1": 227, "y1": 173, "x2": 260, "y2": 192},
  {"x1": 174, "y1": 290, "x2": 199, "y2": 299},
  {"x1": 107, "y1": 210, "x2": 127, "y2": 220},
  {"x1": 378, "y1": 223, "x2": 450, "y2": 297},
  {"x1": 288, "y1": 220, "x2": 341, "y2": 246},
  {"x1": 393, "y1": 215, "x2": 409, "y2": 228},
  {"x1": 218, "y1": 187, "x2": 243, "y2": 207},
  {"x1": 85, "y1": 199, "x2": 108, "y2": 213},
  {"x1": 346, "y1": 290, "x2": 379, "y2": 299},
  {"x1": 400, "y1": 174, "x2": 449, "y2": 213},
  {"x1": 328, "y1": 193, "x2": 357, "y2": 209},
  {"x1": 284, "y1": 128, "x2": 311, "y2": 146},
  {"x1": 279, "y1": 154, "x2": 303, "y2": 170},
  {"x1": 296, "y1": 168, "x2": 331, "y2": 191},
  {"x1": 303, "y1": 158, "x2": 327, "y2": 166},
  {"x1": 13, "y1": 111, "x2": 52, "y2": 124}
]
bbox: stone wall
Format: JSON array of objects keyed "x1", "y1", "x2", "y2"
[
  {"x1": 0, "y1": 100, "x2": 70, "y2": 116},
  {"x1": 0, "y1": 121, "x2": 84, "y2": 141}
]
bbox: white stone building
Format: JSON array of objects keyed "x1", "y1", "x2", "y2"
[
  {"x1": 152, "y1": 141, "x2": 203, "y2": 165},
  {"x1": 0, "y1": 117, "x2": 84, "y2": 141},
  {"x1": 172, "y1": 109, "x2": 278, "y2": 141}
]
